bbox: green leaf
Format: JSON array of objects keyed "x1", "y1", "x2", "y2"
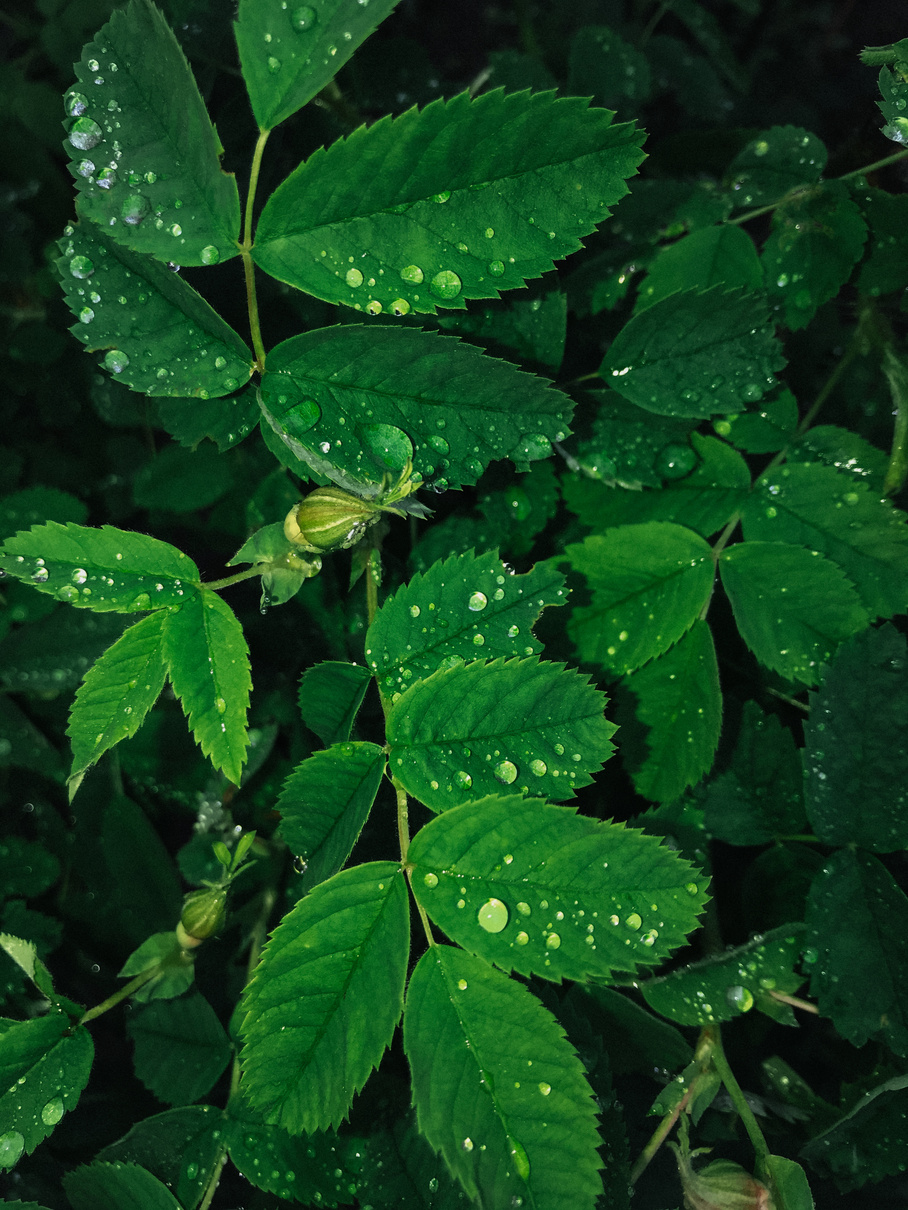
[
  {"x1": 0, "y1": 697, "x2": 65, "y2": 782},
  {"x1": 640, "y1": 925, "x2": 806, "y2": 1027},
  {"x1": 133, "y1": 444, "x2": 233, "y2": 511},
  {"x1": 0, "y1": 608, "x2": 129, "y2": 694},
  {"x1": 718, "y1": 541, "x2": 869, "y2": 684},
  {"x1": 259, "y1": 324, "x2": 573, "y2": 493},
  {"x1": 788, "y1": 424, "x2": 889, "y2": 491},
  {"x1": 0, "y1": 1013, "x2": 93, "y2": 1170},
  {"x1": 563, "y1": 432, "x2": 751, "y2": 539},
  {"x1": 118, "y1": 933, "x2": 195, "y2": 1003},
  {"x1": 800, "y1": 1074, "x2": 908, "y2": 1193},
  {"x1": 0, "y1": 935, "x2": 54, "y2": 999},
  {"x1": 566, "y1": 522, "x2": 715, "y2": 676},
  {"x1": 236, "y1": 0, "x2": 401, "y2": 132},
  {"x1": 716, "y1": 389, "x2": 799, "y2": 454},
  {"x1": 409, "y1": 796, "x2": 707, "y2": 981},
  {"x1": 741, "y1": 462, "x2": 908, "y2": 619},
  {"x1": 386, "y1": 657, "x2": 616, "y2": 811},
  {"x1": 0, "y1": 841, "x2": 60, "y2": 899},
  {"x1": 102, "y1": 798, "x2": 183, "y2": 940},
  {"x1": 298, "y1": 661, "x2": 372, "y2": 746},
  {"x1": 224, "y1": 1109, "x2": 361, "y2": 1205},
  {"x1": 856, "y1": 186, "x2": 908, "y2": 297},
  {"x1": 762, "y1": 182, "x2": 867, "y2": 330},
  {"x1": 436, "y1": 286, "x2": 567, "y2": 374},
  {"x1": 803, "y1": 624, "x2": 908, "y2": 851},
  {"x1": 366, "y1": 549, "x2": 566, "y2": 697},
  {"x1": 618, "y1": 620, "x2": 722, "y2": 802},
  {"x1": 64, "y1": 0, "x2": 241, "y2": 266},
  {"x1": 162, "y1": 591, "x2": 250, "y2": 785},
  {"x1": 67, "y1": 611, "x2": 167, "y2": 792},
  {"x1": 403, "y1": 945, "x2": 602, "y2": 1210},
  {"x1": 356, "y1": 1115, "x2": 471, "y2": 1209},
  {"x1": 571, "y1": 391, "x2": 696, "y2": 489},
  {"x1": 156, "y1": 388, "x2": 260, "y2": 453},
  {"x1": 725, "y1": 126, "x2": 827, "y2": 208},
  {"x1": 701, "y1": 701, "x2": 806, "y2": 845},
  {"x1": 252, "y1": 89, "x2": 645, "y2": 314},
  {"x1": 126, "y1": 994, "x2": 231, "y2": 1106},
  {"x1": 227, "y1": 522, "x2": 322, "y2": 609},
  {"x1": 0, "y1": 522, "x2": 199, "y2": 612},
  {"x1": 64, "y1": 1162, "x2": 183, "y2": 1210},
  {"x1": 572, "y1": 985, "x2": 693, "y2": 1076},
  {"x1": 636, "y1": 225, "x2": 762, "y2": 312},
  {"x1": 96, "y1": 1105, "x2": 223, "y2": 1210},
  {"x1": 567, "y1": 25, "x2": 651, "y2": 113},
  {"x1": 601, "y1": 287, "x2": 785, "y2": 417},
  {"x1": 875, "y1": 66, "x2": 908, "y2": 144},
  {"x1": 0, "y1": 486, "x2": 87, "y2": 536},
  {"x1": 805, "y1": 848, "x2": 908, "y2": 1055},
  {"x1": 239, "y1": 862, "x2": 409, "y2": 1132},
  {"x1": 765, "y1": 1155, "x2": 815, "y2": 1210},
  {"x1": 276, "y1": 743, "x2": 386, "y2": 892}
]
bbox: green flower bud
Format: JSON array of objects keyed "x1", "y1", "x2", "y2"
[
  {"x1": 670, "y1": 1146, "x2": 774, "y2": 1210},
  {"x1": 284, "y1": 487, "x2": 382, "y2": 553},
  {"x1": 177, "y1": 886, "x2": 228, "y2": 947}
]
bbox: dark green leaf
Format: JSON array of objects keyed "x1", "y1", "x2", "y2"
[
  {"x1": 118, "y1": 933, "x2": 195, "y2": 1003},
  {"x1": 716, "y1": 389, "x2": 799, "y2": 454},
  {"x1": 0, "y1": 697, "x2": 64, "y2": 781},
  {"x1": 96, "y1": 1105, "x2": 223, "y2": 1210},
  {"x1": 800, "y1": 1074, "x2": 908, "y2": 1193},
  {"x1": 253, "y1": 89, "x2": 645, "y2": 313},
  {"x1": 875, "y1": 66, "x2": 908, "y2": 144},
  {"x1": 573, "y1": 985, "x2": 692, "y2": 1076},
  {"x1": 386, "y1": 656, "x2": 616, "y2": 811},
  {"x1": 636, "y1": 225, "x2": 762, "y2": 313},
  {"x1": 765, "y1": 1155, "x2": 815, "y2": 1210},
  {"x1": 788, "y1": 424, "x2": 889, "y2": 491},
  {"x1": 0, "y1": 840, "x2": 60, "y2": 900},
  {"x1": 568, "y1": 25, "x2": 651, "y2": 113},
  {"x1": 0, "y1": 607, "x2": 129, "y2": 695},
  {"x1": 127, "y1": 994, "x2": 231, "y2": 1106},
  {"x1": 405, "y1": 945, "x2": 602, "y2": 1210},
  {"x1": 726, "y1": 126, "x2": 826, "y2": 208},
  {"x1": 436, "y1": 285, "x2": 567, "y2": 374},
  {"x1": 601, "y1": 287, "x2": 785, "y2": 417},
  {"x1": 102, "y1": 798, "x2": 182, "y2": 940},
  {"x1": 803, "y1": 624, "x2": 908, "y2": 851},
  {"x1": 356, "y1": 1115, "x2": 471, "y2": 1208},
  {"x1": 239, "y1": 862, "x2": 408, "y2": 1132},
  {"x1": 571, "y1": 391, "x2": 695, "y2": 489},
  {"x1": 133, "y1": 445, "x2": 233, "y2": 511},
  {"x1": 64, "y1": 1162, "x2": 182, "y2": 1210},
  {"x1": 259, "y1": 324, "x2": 573, "y2": 493},
  {"x1": 156, "y1": 388, "x2": 260, "y2": 452},
  {"x1": 64, "y1": 0, "x2": 241, "y2": 265},
  {"x1": 276, "y1": 743, "x2": 386, "y2": 892},
  {"x1": 224, "y1": 1109, "x2": 360, "y2": 1205},
  {"x1": 409, "y1": 796, "x2": 707, "y2": 982},
  {"x1": 298, "y1": 661, "x2": 372, "y2": 746},
  {"x1": 856, "y1": 186, "x2": 908, "y2": 297},
  {"x1": 0, "y1": 486, "x2": 87, "y2": 537}
]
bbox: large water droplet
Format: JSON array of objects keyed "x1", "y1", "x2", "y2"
[
  {"x1": 96, "y1": 167, "x2": 117, "y2": 189},
  {"x1": 69, "y1": 117, "x2": 102, "y2": 150},
  {"x1": 545, "y1": 933, "x2": 561, "y2": 949},
  {"x1": 529, "y1": 759, "x2": 547, "y2": 777},
  {"x1": 0, "y1": 1131, "x2": 25, "y2": 1167},
  {"x1": 41, "y1": 1097, "x2": 65, "y2": 1126},
  {"x1": 477, "y1": 898, "x2": 508, "y2": 933},
  {"x1": 361, "y1": 422, "x2": 413, "y2": 471},
  {"x1": 726, "y1": 985, "x2": 754, "y2": 1012},
  {"x1": 423, "y1": 873, "x2": 439, "y2": 888},
  {"x1": 494, "y1": 759, "x2": 518, "y2": 784},
  {"x1": 454, "y1": 770, "x2": 472, "y2": 789},
  {"x1": 78, "y1": 306, "x2": 94, "y2": 324},
  {"x1": 75, "y1": 159, "x2": 95, "y2": 178},
  {"x1": 69, "y1": 256, "x2": 95, "y2": 279},
  {"x1": 292, "y1": 5, "x2": 317, "y2": 30},
  {"x1": 346, "y1": 267, "x2": 364, "y2": 287},
  {"x1": 430, "y1": 269, "x2": 462, "y2": 300},
  {"x1": 625, "y1": 912, "x2": 642, "y2": 930},
  {"x1": 121, "y1": 193, "x2": 150, "y2": 225},
  {"x1": 200, "y1": 244, "x2": 220, "y2": 265},
  {"x1": 400, "y1": 264, "x2": 424, "y2": 284},
  {"x1": 72, "y1": 568, "x2": 88, "y2": 585},
  {"x1": 468, "y1": 591, "x2": 488, "y2": 612},
  {"x1": 516, "y1": 901, "x2": 531, "y2": 916},
  {"x1": 515, "y1": 931, "x2": 529, "y2": 945},
  {"x1": 488, "y1": 260, "x2": 505, "y2": 276},
  {"x1": 104, "y1": 349, "x2": 130, "y2": 373},
  {"x1": 66, "y1": 92, "x2": 89, "y2": 117}
]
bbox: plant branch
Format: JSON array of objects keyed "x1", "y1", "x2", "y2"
[
  {"x1": 706, "y1": 1025, "x2": 771, "y2": 1173},
  {"x1": 630, "y1": 1085, "x2": 692, "y2": 1184},
  {"x1": 203, "y1": 566, "x2": 263, "y2": 593},
  {"x1": 78, "y1": 963, "x2": 167, "y2": 1026},
  {"x1": 198, "y1": 1147, "x2": 229, "y2": 1210},
  {"x1": 241, "y1": 127, "x2": 271, "y2": 372}
]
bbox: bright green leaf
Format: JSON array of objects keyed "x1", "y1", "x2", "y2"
[
  {"x1": 765, "y1": 1155, "x2": 815, "y2": 1210},
  {"x1": 64, "y1": 1161, "x2": 183, "y2": 1210},
  {"x1": 162, "y1": 592, "x2": 251, "y2": 785},
  {"x1": 127, "y1": 994, "x2": 231, "y2": 1106},
  {"x1": 636, "y1": 225, "x2": 762, "y2": 312},
  {"x1": 409, "y1": 796, "x2": 707, "y2": 982},
  {"x1": 566, "y1": 521, "x2": 715, "y2": 675},
  {"x1": 386, "y1": 657, "x2": 616, "y2": 811},
  {"x1": 239, "y1": 862, "x2": 408, "y2": 1133},
  {"x1": 298, "y1": 661, "x2": 372, "y2": 746},
  {"x1": 252, "y1": 89, "x2": 645, "y2": 314},
  {"x1": 64, "y1": 0, "x2": 241, "y2": 265},
  {"x1": 117, "y1": 933, "x2": 195, "y2": 1003},
  {"x1": 726, "y1": 126, "x2": 826, "y2": 208},
  {"x1": 404, "y1": 945, "x2": 602, "y2": 1210}
]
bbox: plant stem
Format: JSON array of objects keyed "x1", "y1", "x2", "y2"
[
  {"x1": 78, "y1": 963, "x2": 165, "y2": 1026},
  {"x1": 366, "y1": 548, "x2": 379, "y2": 627},
  {"x1": 241, "y1": 127, "x2": 271, "y2": 372},
  {"x1": 767, "y1": 989, "x2": 819, "y2": 1014},
  {"x1": 203, "y1": 566, "x2": 263, "y2": 593},
  {"x1": 395, "y1": 778, "x2": 435, "y2": 946},
  {"x1": 839, "y1": 147, "x2": 908, "y2": 181},
  {"x1": 882, "y1": 345, "x2": 908, "y2": 495},
  {"x1": 629, "y1": 1086, "x2": 692, "y2": 1184},
  {"x1": 198, "y1": 1148, "x2": 229, "y2": 1210},
  {"x1": 706, "y1": 1024, "x2": 771, "y2": 1174}
]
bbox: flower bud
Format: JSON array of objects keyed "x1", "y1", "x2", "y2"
[
  {"x1": 671, "y1": 1148, "x2": 774, "y2": 1210},
  {"x1": 177, "y1": 886, "x2": 228, "y2": 947},
  {"x1": 284, "y1": 487, "x2": 381, "y2": 553}
]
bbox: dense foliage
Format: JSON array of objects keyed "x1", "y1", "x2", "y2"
[{"x1": 2, "y1": 0, "x2": 908, "y2": 1207}]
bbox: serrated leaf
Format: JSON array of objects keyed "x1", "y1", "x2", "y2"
[
  {"x1": 386, "y1": 657, "x2": 615, "y2": 811},
  {"x1": 58, "y1": 220, "x2": 252, "y2": 398},
  {"x1": 239, "y1": 862, "x2": 408, "y2": 1132},
  {"x1": 742, "y1": 462, "x2": 908, "y2": 619},
  {"x1": 437, "y1": 285, "x2": 567, "y2": 374},
  {"x1": 762, "y1": 182, "x2": 867, "y2": 330},
  {"x1": 157, "y1": 387, "x2": 260, "y2": 452},
  {"x1": 0, "y1": 486, "x2": 87, "y2": 536},
  {"x1": 0, "y1": 1013, "x2": 93, "y2": 1169},
  {"x1": 636, "y1": 225, "x2": 762, "y2": 313},
  {"x1": 276, "y1": 743, "x2": 385, "y2": 892},
  {"x1": 788, "y1": 424, "x2": 889, "y2": 490},
  {"x1": 63, "y1": 0, "x2": 240, "y2": 265},
  {"x1": 566, "y1": 522, "x2": 715, "y2": 676},
  {"x1": 118, "y1": 933, "x2": 195, "y2": 1002},
  {"x1": 572, "y1": 391, "x2": 696, "y2": 489},
  {"x1": 126, "y1": 994, "x2": 230, "y2": 1107},
  {"x1": 162, "y1": 592, "x2": 250, "y2": 785},
  {"x1": 298, "y1": 661, "x2": 372, "y2": 746},
  {"x1": 224, "y1": 1109, "x2": 360, "y2": 1205},
  {"x1": 568, "y1": 25, "x2": 651, "y2": 113},
  {"x1": 403, "y1": 945, "x2": 602, "y2": 1210},
  {"x1": 252, "y1": 89, "x2": 645, "y2": 314},
  {"x1": 805, "y1": 848, "x2": 908, "y2": 1054},
  {"x1": 0, "y1": 935, "x2": 54, "y2": 998},
  {"x1": 719, "y1": 389, "x2": 799, "y2": 453},
  {"x1": 259, "y1": 325, "x2": 572, "y2": 493},
  {"x1": 67, "y1": 611, "x2": 167, "y2": 791},
  {"x1": 856, "y1": 186, "x2": 908, "y2": 297},
  {"x1": 618, "y1": 621, "x2": 722, "y2": 802},
  {"x1": 640, "y1": 925, "x2": 805, "y2": 1027},
  {"x1": 236, "y1": 0, "x2": 401, "y2": 131},
  {"x1": 726, "y1": 126, "x2": 827, "y2": 208},
  {"x1": 0, "y1": 522, "x2": 199, "y2": 612},
  {"x1": 64, "y1": 1162, "x2": 183, "y2": 1210},
  {"x1": 803, "y1": 624, "x2": 908, "y2": 851},
  {"x1": 356, "y1": 1114, "x2": 471, "y2": 1209},
  {"x1": 800, "y1": 1074, "x2": 908, "y2": 1194},
  {"x1": 718, "y1": 541, "x2": 869, "y2": 684},
  {"x1": 701, "y1": 701, "x2": 806, "y2": 844},
  {"x1": 0, "y1": 608, "x2": 130, "y2": 694},
  {"x1": 409, "y1": 796, "x2": 707, "y2": 982},
  {"x1": 96, "y1": 1105, "x2": 223, "y2": 1210},
  {"x1": 876, "y1": 66, "x2": 908, "y2": 144},
  {"x1": 366, "y1": 549, "x2": 566, "y2": 696},
  {"x1": 602, "y1": 287, "x2": 785, "y2": 417}
]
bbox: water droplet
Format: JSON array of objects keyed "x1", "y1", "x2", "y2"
[
  {"x1": 366, "y1": 299, "x2": 383, "y2": 314},
  {"x1": 538, "y1": 1082, "x2": 551, "y2": 1096},
  {"x1": 400, "y1": 263, "x2": 424, "y2": 284},
  {"x1": 726, "y1": 985, "x2": 754, "y2": 1011},
  {"x1": 409, "y1": 604, "x2": 421, "y2": 618},
  {"x1": 200, "y1": 244, "x2": 220, "y2": 265},
  {"x1": 75, "y1": 158, "x2": 95, "y2": 178},
  {"x1": 516, "y1": 902, "x2": 531, "y2": 916},
  {"x1": 66, "y1": 92, "x2": 89, "y2": 117},
  {"x1": 346, "y1": 267, "x2": 364, "y2": 287},
  {"x1": 69, "y1": 117, "x2": 102, "y2": 150},
  {"x1": 72, "y1": 568, "x2": 88, "y2": 585},
  {"x1": 96, "y1": 167, "x2": 117, "y2": 189},
  {"x1": 78, "y1": 306, "x2": 95, "y2": 324},
  {"x1": 529, "y1": 759, "x2": 547, "y2": 777},
  {"x1": 462, "y1": 1138, "x2": 474, "y2": 1152},
  {"x1": 104, "y1": 349, "x2": 130, "y2": 373},
  {"x1": 468, "y1": 591, "x2": 488, "y2": 611},
  {"x1": 69, "y1": 255, "x2": 95, "y2": 279},
  {"x1": 428, "y1": 434, "x2": 449, "y2": 456},
  {"x1": 57, "y1": 585, "x2": 79, "y2": 602},
  {"x1": 843, "y1": 491, "x2": 860, "y2": 506},
  {"x1": 87, "y1": 58, "x2": 100, "y2": 71},
  {"x1": 41, "y1": 1097, "x2": 65, "y2": 1126},
  {"x1": 390, "y1": 298, "x2": 410, "y2": 315},
  {"x1": 432, "y1": 190, "x2": 451, "y2": 203},
  {"x1": 0, "y1": 1131, "x2": 25, "y2": 1167},
  {"x1": 488, "y1": 260, "x2": 505, "y2": 276},
  {"x1": 120, "y1": 193, "x2": 150, "y2": 225},
  {"x1": 545, "y1": 933, "x2": 561, "y2": 949},
  {"x1": 215, "y1": 697, "x2": 227, "y2": 715},
  {"x1": 625, "y1": 913, "x2": 642, "y2": 930},
  {"x1": 642, "y1": 929, "x2": 658, "y2": 946},
  {"x1": 429, "y1": 269, "x2": 462, "y2": 300},
  {"x1": 171, "y1": 222, "x2": 183, "y2": 237},
  {"x1": 454, "y1": 770, "x2": 472, "y2": 789},
  {"x1": 292, "y1": 5, "x2": 317, "y2": 29},
  {"x1": 477, "y1": 898, "x2": 509, "y2": 933},
  {"x1": 493, "y1": 759, "x2": 518, "y2": 784},
  {"x1": 656, "y1": 443, "x2": 696, "y2": 479},
  {"x1": 685, "y1": 882, "x2": 699, "y2": 895},
  {"x1": 268, "y1": 55, "x2": 282, "y2": 73},
  {"x1": 457, "y1": 978, "x2": 468, "y2": 990},
  {"x1": 423, "y1": 873, "x2": 439, "y2": 888},
  {"x1": 515, "y1": 931, "x2": 529, "y2": 945}
]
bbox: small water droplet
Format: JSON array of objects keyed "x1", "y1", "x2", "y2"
[
  {"x1": 423, "y1": 873, "x2": 439, "y2": 888},
  {"x1": 66, "y1": 92, "x2": 89, "y2": 117},
  {"x1": 78, "y1": 306, "x2": 95, "y2": 324},
  {"x1": 409, "y1": 604, "x2": 421, "y2": 617},
  {"x1": 538, "y1": 1082, "x2": 551, "y2": 1096},
  {"x1": 104, "y1": 349, "x2": 130, "y2": 373},
  {"x1": 454, "y1": 770, "x2": 472, "y2": 789},
  {"x1": 488, "y1": 260, "x2": 505, "y2": 276},
  {"x1": 516, "y1": 902, "x2": 531, "y2": 916},
  {"x1": 201, "y1": 244, "x2": 220, "y2": 265},
  {"x1": 515, "y1": 931, "x2": 529, "y2": 945},
  {"x1": 291, "y1": 4, "x2": 317, "y2": 29},
  {"x1": 529, "y1": 759, "x2": 547, "y2": 777},
  {"x1": 400, "y1": 263, "x2": 424, "y2": 284},
  {"x1": 69, "y1": 255, "x2": 95, "y2": 279}
]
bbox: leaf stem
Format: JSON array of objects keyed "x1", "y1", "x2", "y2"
[
  {"x1": 198, "y1": 1148, "x2": 229, "y2": 1210},
  {"x1": 78, "y1": 963, "x2": 165, "y2": 1026},
  {"x1": 706, "y1": 1024, "x2": 771, "y2": 1175},
  {"x1": 629, "y1": 1085, "x2": 692, "y2": 1184},
  {"x1": 203, "y1": 566, "x2": 263, "y2": 593},
  {"x1": 882, "y1": 345, "x2": 908, "y2": 496},
  {"x1": 241, "y1": 127, "x2": 271, "y2": 373},
  {"x1": 767, "y1": 989, "x2": 819, "y2": 1014},
  {"x1": 366, "y1": 548, "x2": 380, "y2": 627},
  {"x1": 839, "y1": 147, "x2": 908, "y2": 181},
  {"x1": 395, "y1": 778, "x2": 436, "y2": 946}
]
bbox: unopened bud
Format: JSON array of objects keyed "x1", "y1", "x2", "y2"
[
  {"x1": 177, "y1": 886, "x2": 228, "y2": 947},
  {"x1": 671, "y1": 1149, "x2": 774, "y2": 1210},
  {"x1": 284, "y1": 487, "x2": 381, "y2": 553}
]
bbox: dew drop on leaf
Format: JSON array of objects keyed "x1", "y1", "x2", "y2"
[
  {"x1": 477, "y1": 898, "x2": 508, "y2": 932},
  {"x1": 515, "y1": 931, "x2": 529, "y2": 945},
  {"x1": 346, "y1": 268, "x2": 364, "y2": 287},
  {"x1": 493, "y1": 759, "x2": 518, "y2": 784},
  {"x1": 454, "y1": 770, "x2": 472, "y2": 789},
  {"x1": 468, "y1": 591, "x2": 488, "y2": 611},
  {"x1": 200, "y1": 245, "x2": 220, "y2": 265},
  {"x1": 291, "y1": 5, "x2": 317, "y2": 30},
  {"x1": 69, "y1": 256, "x2": 95, "y2": 279},
  {"x1": 726, "y1": 985, "x2": 754, "y2": 1011},
  {"x1": 625, "y1": 913, "x2": 642, "y2": 930},
  {"x1": 104, "y1": 349, "x2": 130, "y2": 373},
  {"x1": 66, "y1": 92, "x2": 89, "y2": 116},
  {"x1": 41, "y1": 1097, "x2": 65, "y2": 1126},
  {"x1": 529, "y1": 759, "x2": 547, "y2": 777},
  {"x1": 429, "y1": 269, "x2": 462, "y2": 300},
  {"x1": 488, "y1": 260, "x2": 505, "y2": 276},
  {"x1": 0, "y1": 1131, "x2": 24, "y2": 1167},
  {"x1": 400, "y1": 264, "x2": 424, "y2": 284},
  {"x1": 423, "y1": 873, "x2": 438, "y2": 888},
  {"x1": 538, "y1": 1082, "x2": 551, "y2": 1096},
  {"x1": 69, "y1": 117, "x2": 102, "y2": 150},
  {"x1": 516, "y1": 901, "x2": 531, "y2": 916},
  {"x1": 545, "y1": 932, "x2": 561, "y2": 949}
]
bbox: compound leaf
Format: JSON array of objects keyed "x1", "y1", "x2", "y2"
[
  {"x1": 259, "y1": 325, "x2": 573, "y2": 493},
  {"x1": 239, "y1": 862, "x2": 408, "y2": 1133},
  {"x1": 236, "y1": 0, "x2": 401, "y2": 132},
  {"x1": 64, "y1": 0, "x2": 241, "y2": 266},
  {"x1": 126, "y1": 994, "x2": 231, "y2": 1106},
  {"x1": 566, "y1": 522, "x2": 715, "y2": 675},
  {"x1": 0, "y1": 522, "x2": 199, "y2": 612},
  {"x1": 64, "y1": 1162, "x2": 182, "y2": 1210},
  {"x1": 298, "y1": 661, "x2": 372, "y2": 746},
  {"x1": 252, "y1": 89, "x2": 645, "y2": 314},
  {"x1": 162, "y1": 592, "x2": 250, "y2": 785},
  {"x1": 718, "y1": 541, "x2": 869, "y2": 684},
  {"x1": 403, "y1": 945, "x2": 602, "y2": 1210},
  {"x1": 409, "y1": 796, "x2": 708, "y2": 982},
  {"x1": 366, "y1": 549, "x2": 566, "y2": 697},
  {"x1": 601, "y1": 287, "x2": 785, "y2": 417},
  {"x1": 386, "y1": 657, "x2": 616, "y2": 811},
  {"x1": 276, "y1": 743, "x2": 386, "y2": 892},
  {"x1": 58, "y1": 220, "x2": 252, "y2": 398},
  {"x1": 636, "y1": 224, "x2": 762, "y2": 312}
]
